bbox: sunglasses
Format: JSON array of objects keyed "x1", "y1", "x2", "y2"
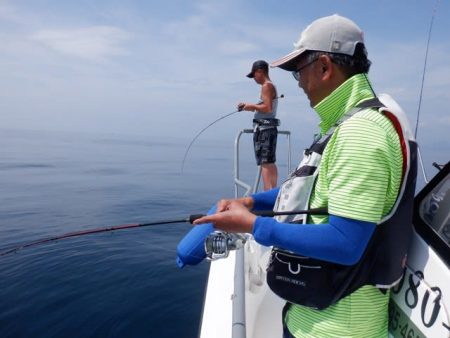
[{"x1": 292, "y1": 57, "x2": 319, "y2": 81}]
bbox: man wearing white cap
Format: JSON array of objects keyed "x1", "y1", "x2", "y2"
[{"x1": 194, "y1": 14, "x2": 416, "y2": 338}]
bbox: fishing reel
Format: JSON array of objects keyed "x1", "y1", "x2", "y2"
[{"x1": 204, "y1": 231, "x2": 246, "y2": 260}]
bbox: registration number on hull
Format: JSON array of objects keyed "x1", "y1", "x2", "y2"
[{"x1": 389, "y1": 301, "x2": 426, "y2": 338}]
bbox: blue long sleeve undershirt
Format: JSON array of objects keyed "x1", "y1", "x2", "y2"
[
  {"x1": 250, "y1": 190, "x2": 376, "y2": 266},
  {"x1": 251, "y1": 188, "x2": 280, "y2": 210}
]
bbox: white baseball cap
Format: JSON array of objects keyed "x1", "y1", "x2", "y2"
[{"x1": 271, "y1": 14, "x2": 365, "y2": 71}]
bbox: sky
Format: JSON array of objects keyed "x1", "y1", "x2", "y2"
[{"x1": 1, "y1": 0, "x2": 449, "y2": 180}]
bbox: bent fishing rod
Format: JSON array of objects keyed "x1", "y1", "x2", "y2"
[
  {"x1": 180, "y1": 94, "x2": 284, "y2": 172},
  {"x1": 0, "y1": 206, "x2": 326, "y2": 257}
]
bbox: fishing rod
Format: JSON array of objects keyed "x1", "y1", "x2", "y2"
[
  {"x1": 180, "y1": 94, "x2": 284, "y2": 172},
  {"x1": 0, "y1": 216, "x2": 202, "y2": 257},
  {"x1": 414, "y1": 0, "x2": 441, "y2": 183},
  {"x1": 0, "y1": 206, "x2": 326, "y2": 257}
]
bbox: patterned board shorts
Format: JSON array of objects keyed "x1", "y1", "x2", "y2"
[{"x1": 253, "y1": 127, "x2": 277, "y2": 165}]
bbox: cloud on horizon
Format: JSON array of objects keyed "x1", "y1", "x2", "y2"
[{"x1": 30, "y1": 26, "x2": 131, "y2": 62}]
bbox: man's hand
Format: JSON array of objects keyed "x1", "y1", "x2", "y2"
[
  {"x1": 237, "y1": 102, "x2": 255, "y2": 112},
  {"x1": 193, "y1": 200, "x2": 256, "y2": 233},
  {"x1": 217, "y1": 196, "x2": 253, "y2": 212}
]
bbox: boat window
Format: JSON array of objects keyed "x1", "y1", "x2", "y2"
[
  {"x1": 419, "y1": 171, "x2": 450, "y2": 247},
  {"x1": 414, "y1": 163, "x2": 450, "y2": 266}
]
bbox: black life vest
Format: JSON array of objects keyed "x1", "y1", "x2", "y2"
[{"x1": 266, "y1": 96, "x2": 418, "y2": 309}]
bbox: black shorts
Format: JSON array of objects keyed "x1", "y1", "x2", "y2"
[{"x1": 253, "y1": 127, "x2": 277, "y2": 165}]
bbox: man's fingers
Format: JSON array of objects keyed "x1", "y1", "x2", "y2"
[{"x1": 193, "y1": 215, "x2": 213, "y2": 225}]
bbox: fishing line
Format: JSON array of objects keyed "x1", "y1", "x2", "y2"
[
  {"x1": 0, "y1": 206, "x2": 325, "y2": 257},
  {"x1": 180, "y1": 94, "x2": 284, "y2": 172}
]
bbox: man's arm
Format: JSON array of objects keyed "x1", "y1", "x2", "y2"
[
  {"x1": 251, "y1": 188, "x2": 279, "y2": 210},
  {"x1": 253, "y1": 215, "x2": 375, "y2": 265},
  {"x1": 193, "y1": 205, "x2": 375, "y2": 266},
  {"x1": 256, "y1": 82, "x2": 275, "y2": 113},
  {"x1": 238, "y1": 82, "x2": 275, "y2": 112}
]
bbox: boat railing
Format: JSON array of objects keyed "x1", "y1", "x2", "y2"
[
  {"x1": 231, "y1": 128, "x2": 292, "y2": 338},
  {"x1": 234, "y1": 129, "x2": 292, "y2": 197}
]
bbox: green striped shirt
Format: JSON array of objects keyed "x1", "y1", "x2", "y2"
[{"x1": 286, "y1": 74, "x2": 402, "y2": 337}]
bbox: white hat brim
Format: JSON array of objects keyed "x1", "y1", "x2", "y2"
[{"x1": 270, "y1": 48, "x2": 307, "y2": 71}]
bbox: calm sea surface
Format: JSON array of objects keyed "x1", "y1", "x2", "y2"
[
  {"x1": 1, "y1": 126, "x2": 442, "y2": 338},
  {"x1": 0, "y1": 128, "x2": 266, "y2": 338}
]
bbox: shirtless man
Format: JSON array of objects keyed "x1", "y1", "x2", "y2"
[{"x1": 238, "y1": 60, "x2": 279, "y2": 191}]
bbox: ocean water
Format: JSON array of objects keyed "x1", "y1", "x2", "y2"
[
  {"x1": 1, "y1": 126, "x2": 443, "y2": 338},
  {"x1": 0, "y1": 128, "x2": 269, "y2": 338}
]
